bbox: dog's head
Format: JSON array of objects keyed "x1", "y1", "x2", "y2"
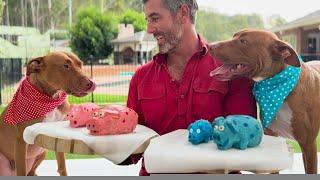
[
  {"x1": 27, "y1": 51, "x2": 96, "y2": 97},
  {"x1": 209, "y1": 29, "x2": 300, "y2": 81}
]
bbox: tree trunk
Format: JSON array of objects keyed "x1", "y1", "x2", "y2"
[
  {"x1": 24, "y1": 0, "x2": 28, "y2": 26},
  {"x1": 29, "y1": 0, "x2": 36, "y2": 27},
  {"x1": 5, "y1": 0, "x2": 10, "y2": 25},
  {"x1": 21, "y1": 0, "x2": 25, "y2": 26},
  {"x1": 48, "y1": 0, "x2": 54, "y2": 30},
  {"x1": 36, "y1": 0, "x2": 40, "y2": 29}
]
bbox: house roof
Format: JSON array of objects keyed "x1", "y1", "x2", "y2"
[
  {"x1": 0, "y1": 37, "x2": 25, "y2": 58},
  {"x1": 110, "y1": 31, "x2": 156, "y2": 44},
  {"x1": 0, "y1": 25, "x2": 40, "y2": 36},
  {"x1": 271, "y1": 10, "x2": 320, "y2": 32}
]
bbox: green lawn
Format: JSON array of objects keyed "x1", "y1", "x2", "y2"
[
  {"x1": 45, "y1": 151, "x2": 100, "y2": 160},
  {"x1": 68, "y1": 94, "x2": 127, "y2": 104},
  {"x1": 288, "y1": 136, "x2": 320, "y2": 153}
]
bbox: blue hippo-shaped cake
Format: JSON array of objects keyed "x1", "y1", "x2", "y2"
[
  {"x1": 212, "y1": 115, "x2": 263, "y2": 150},
  {"x1": 188, "y1": 119, "x2": 213, "y2": 145}
]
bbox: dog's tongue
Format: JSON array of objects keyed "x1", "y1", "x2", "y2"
[{"x1": 209, "y1": 65, "x2": 234, "y2": 81}]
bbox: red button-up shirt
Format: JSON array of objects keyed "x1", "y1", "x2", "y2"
[{"x1": 126, "y1": 36, "x2": 257, "y2": 175}]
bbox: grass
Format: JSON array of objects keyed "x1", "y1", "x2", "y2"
[
  {"x1": 68, "y1": 94, "x2": 127, "y2": 104},
  {"x1": 1, "y1": 86, "x2": 15, "y2": 94},
  {"x1": 288, "y1": 136, "x2": 320, "y2": 153},
  {"x1": 45, "y1": 151, "x2": 100, "y2": 160}
]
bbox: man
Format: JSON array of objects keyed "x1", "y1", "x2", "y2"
[{"x1": 126, "y1": 0, "x2": 256, "y2": 175}]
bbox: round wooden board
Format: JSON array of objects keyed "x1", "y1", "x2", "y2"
[{"x1": 34, "y1": 134, "x2": 150, "y2": 155}]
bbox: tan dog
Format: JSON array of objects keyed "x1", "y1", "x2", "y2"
[
  {"x1": 208, "y1": 29, "x2": 320, "y2": 174},
  {"x1": 0, "y1": 51, "x2": 96, "y2": 176}
]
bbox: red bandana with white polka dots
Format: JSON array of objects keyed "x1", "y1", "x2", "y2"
[{"x1": 4, "y1": 77, "x2": 67, "y2": 125}]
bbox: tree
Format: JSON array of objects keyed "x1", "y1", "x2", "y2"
[
  {"x1": 69, "y1": 6, "x2": 118, "y2": 63},
  {"x1": 267, "y1": 15, "x2": 286, "y2": 28},
  {"x1": 0, "y1": 0, "x2": 4, "y2": 23},
  {"x1": 4, "y1": 0, "x2": 9, "y2": 25},
  {"x1": 196, "y1": 10, "x2": 265, "y2": 42},
  {"x1": 120, "y1": 9, "x2": 146, "y2": 32}
]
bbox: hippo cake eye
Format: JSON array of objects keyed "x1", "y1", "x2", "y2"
[
  {"x1": 189, "y1": 129, "x2": 193, "y2": 133},
  {"x1": 218, "y1": 126, "x2": 225, "y2": 131},
  {"x1": 93, "y1": 112, "x2": 99, "y2": 117},
  {"x1": 196, "y1": 129, "x2": 201, "y2": 134},
  {"x1": 214, "y1": 125, "x2": 218, "y2": 130},
  {"x1": 99, "y1": 112, "x2": 104, "y2": 118}
]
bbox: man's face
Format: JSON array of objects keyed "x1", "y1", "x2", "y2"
[{"x1": 144, "y1": 0, "x2": 184, "y2": 54}]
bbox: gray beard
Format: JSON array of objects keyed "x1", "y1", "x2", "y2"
[{"x1": 158, "y1": 27, "x2": 183, "y2": 54}]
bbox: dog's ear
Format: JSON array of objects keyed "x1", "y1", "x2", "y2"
[
  {"x1": 270, "y1": 40, "x2": 300, "y2": 67},
  {"x1": 26, "y1": 57, "x2": 45, "y2": 76}
]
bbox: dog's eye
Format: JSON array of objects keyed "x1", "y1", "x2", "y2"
[
  {"x1": 240, "y1": 39, "x2": 248, "y2": 44},
  {"x1": 63, "y1": 64, "x2": 70, "y2": 69}
]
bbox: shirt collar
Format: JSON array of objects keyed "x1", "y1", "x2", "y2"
[{"x1": 153, "y1": 34, "x2": 208, "y2": 65}]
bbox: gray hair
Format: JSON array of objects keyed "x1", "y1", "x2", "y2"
[{"x1": 143, "y1": 0, "x2": 198, "y2": 24}]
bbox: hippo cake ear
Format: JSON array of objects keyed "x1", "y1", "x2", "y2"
[
  {"x1": 226, "y1": 120, "x2": 239, "y2": 134},
  {"x1": 270, "y1": 40, "x2": 300, "y2": 67}
]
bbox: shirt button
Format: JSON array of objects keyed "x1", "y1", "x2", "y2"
[{"x1": 180, "y1": 94, "x2": 185, "y2": 99}]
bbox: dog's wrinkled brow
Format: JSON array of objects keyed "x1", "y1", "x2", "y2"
[
  {"x1": 233, "y1": 32, "x2": 239, "y2": 38},
  {"x1": 233, "y1": 29, "x2": 251, "y2": 38}
]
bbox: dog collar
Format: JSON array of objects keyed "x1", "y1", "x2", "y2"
[
  {"x1": 253, "y1": 65, "x2": 301, "y2": 129},
  {"x1": 4, "y1": 77, "x2": 67, "y2": 125}
]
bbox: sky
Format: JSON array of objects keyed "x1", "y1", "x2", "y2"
[{"x1": 197, "y1": 0, "x2": 319, "y2": 22}]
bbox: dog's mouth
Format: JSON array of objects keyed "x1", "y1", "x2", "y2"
[
  {"x1": 71, "y1": 81, "x2": 96, "y2": 97},
  {"x1": 210, "y1": 63, "x2": 249, "y2": 81}
]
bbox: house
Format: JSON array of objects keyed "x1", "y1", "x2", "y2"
[
  {"x1": 0, "y1": 25, "x2": 50, "y2": 105},
  {"x1": 271, "y1": 10, "x2": 320, "y2": 61},
  {"x1": 110, "y1": 24, "x2": 157, "y2": 65},
  {"x1": 0, "y1": 25, "x2": 51, "y2": 60}
]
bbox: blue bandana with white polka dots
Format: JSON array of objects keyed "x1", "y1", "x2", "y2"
[{"x1": 253, "y1": 66, "x2": 301, "y2": 129}]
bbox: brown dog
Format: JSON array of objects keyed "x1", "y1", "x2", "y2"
[
  {"x1": 0, "y1": 51, "x2": 96, "y2": 176},
  {"x1": 208, "y1": 29, "x2": 320, "y2": 174}
]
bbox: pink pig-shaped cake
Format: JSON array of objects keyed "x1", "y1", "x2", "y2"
[
  {"x1": 66, "y1": 103, "x2": 100, "y2": 128},
  {"x1": 86, "y1": 105, "x2": 138, "y2": 135}
]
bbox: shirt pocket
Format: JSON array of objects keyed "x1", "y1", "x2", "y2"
[
  {"x1": 138, "y1": 83, "x2": 166, "y2": 129},
  {"x1": 192, "y1": 81, "x2": 228, "y2": 120}
]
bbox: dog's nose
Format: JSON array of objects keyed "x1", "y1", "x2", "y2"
[
  {"x1": 81, "y1": 78, "x2": 96, "y2": 92},
  {"x1": 86, "y1": 81, "x2": 93, "y2": 87},
  {"x1": 81, "y1": 78, "x2": 92, "y2": 87}
]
